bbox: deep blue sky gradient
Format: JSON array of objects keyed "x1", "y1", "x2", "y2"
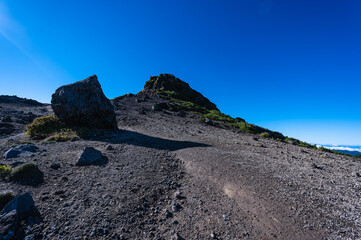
[{"x1": 0, "y1": 0, "x2": 360, "y2": 145}]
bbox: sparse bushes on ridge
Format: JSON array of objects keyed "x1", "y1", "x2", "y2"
[{"x1": 259, "y1": 132, "x2": 270, "y2": 138}]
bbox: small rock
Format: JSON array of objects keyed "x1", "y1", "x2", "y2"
[
  {"x1": 54, "y1": 190, "x2": 65, "y2": 195},
  {"x1": 311, "y1": 163, "x2": 324, "y2": 170},
  {"x1": 171, "y1": 200, "x2": 181, "y2": 212},
  {"x1": 76, "y1": 147, "x2": 103, "y2": 166},
  {"x1": 164, "y1": 209, "x2": 173, "y2": 218},
  {"x1": 106, "y1": 145, "x2": 114, "y2": 151},
  {"x1": 50, "y1": 163, "x2": 61, "y2": 170},
  {"x1": 174, "y1": 191, "x2": 185, "y2": 200},
  {"x1": 210, "y1": 231, "x2": 216, "y2": 239},
  {"x1": 3, "y1": 144, "x2": 39, "y2": 159}
]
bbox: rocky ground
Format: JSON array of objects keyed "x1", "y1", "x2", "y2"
[{"x1": 0, "y1": 93, "x2": 360, "y2": 239}]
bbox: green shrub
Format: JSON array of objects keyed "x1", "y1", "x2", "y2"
[
  {"x1": 0, "y1": 192, "x2": 14, "y2": 210},
  {"x1": 204, "y1": 110, "x2": 234, "y2": 124},
  {"x1": 259, "y1": 132, "x2": 270, "y2": 138},
  {"x1": 355, "y1": 154, "x2": 361, "y2": 158},
  {"x1": 46, "y1": 130, "x2": 80, "y2": 142},
  {"x1": 26, "y1": 115, "x2": 83, "y2": 141},
  {"x1": 9, "y1": 162, "x2": 39, "y2": 181},
  {"x1": 26, "y1": 115, "x2": 66, "y2": 139},
  {"x1": 0, "y1": 165, "x2": 11, "y2": 180}
]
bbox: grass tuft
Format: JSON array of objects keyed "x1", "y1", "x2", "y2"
[
  {"x1": 9, "y1": 162, "x2": 39, "y2": 182},
  {"x1": 0, "y1": 165, "x2": 11, "y2": 180}
]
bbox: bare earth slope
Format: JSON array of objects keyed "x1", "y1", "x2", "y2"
[{"x1": 0, "y1": 95, "x2": 360, "y2": 239}]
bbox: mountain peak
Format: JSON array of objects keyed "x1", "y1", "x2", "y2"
[{"x1": 143, "y1": 73, "x2": 218, "y2": 111}]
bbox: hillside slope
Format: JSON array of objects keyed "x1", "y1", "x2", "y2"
[{"x1": 0, "y1": 78, "x2": 360, "y2": 239}]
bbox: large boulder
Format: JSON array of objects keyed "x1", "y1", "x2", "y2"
[
  {"x1": 143, "y1": 74, "x2": 218, "y2": 111},
  {"x1": 51, "y1": 75, "x2": 117, "y2": 129},
  {"x1": 1, "y1": 192, "x2": 34, "y2": 216}
]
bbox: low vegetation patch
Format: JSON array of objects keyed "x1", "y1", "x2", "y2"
[
  {"x1": 26, "y1": 115, "x2": 68, "y2": 139},
  {"x1": 0, "y1": 165, "x2": 11, "y2": 180},
  {"x1": 26, "y1": 115, "x2": 98, "y2": 141},
  {"x1": 9, "y1": 162, "x2": 43, "y2": 185},
  {"x1": 0, "y1": 192, "x2": 15, "y2": 210},
  {"x1": 9, "y1": 162, "x2": 38, "y2": 181}
]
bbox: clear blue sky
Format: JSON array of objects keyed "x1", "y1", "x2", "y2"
[{"x1": 1, "y1": 0, "x2": 360, "y2": 146}]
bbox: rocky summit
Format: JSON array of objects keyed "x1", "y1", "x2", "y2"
[
  {"x1": 0, "y1": 74, "x2": 360, "y2": 240},
  {"x1": 143, "y1": 73, "x2": 218, "y2": 111},
  {"x1": 51, "y1": 75, "x2": 117, "y2": 129}
]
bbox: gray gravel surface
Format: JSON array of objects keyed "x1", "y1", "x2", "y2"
[{"x1": 0, "y1": 95, "x2": 360, "y2": 239}]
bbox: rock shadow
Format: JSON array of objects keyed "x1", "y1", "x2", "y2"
[{"x1": 101, "y1": 129, "x2": 210, "y2": 151}]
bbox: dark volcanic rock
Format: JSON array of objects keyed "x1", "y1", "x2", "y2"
[
  {"x1": 76, "y1": 147, "x2": 103, "y2": 166},
  {"x1": 143, "y1": 74, "x2": 218, "y2": 111},
  {"x1": 1, "y1": 192, "x2": 34, "y2": 216},
  {"x1": 51, "y1": 75, "x2": 117, "y2": 129},
  {"x1": 0, "y1": 210, "x2": 22, "y2": 240},
  {"x1": 3, "y1": 144, "x2": 39, "y2": 160}
]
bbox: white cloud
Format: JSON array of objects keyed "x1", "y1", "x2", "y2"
[{"x1": 320, "y1": 145, "x2": 361, "y2": 153}]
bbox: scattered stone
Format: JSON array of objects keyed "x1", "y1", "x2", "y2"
[
  {"x1": 312, "y1": 163, "x2": 324, "y2": 170},
  {"x1": 106, "y1": 145, "x2": 114, "y2": 151},
  {"x1": 1, "y1": 192, "x2": 34, "y2": 216},
  {"x1": 164, "y1": 209, "x2": 173, "y2": 218},
  {"x1": 76, "y1": 147, "x2": 103, "y2": 166},
  {"x1": 171, "y1": 200, "x2": 181, "y2": 212},
  {"x1": 204, "y1": 118, "x2": 213, "y2": 125},
  {"x1": 0, "y1": 210, "x2": 21, "y2": 239},
  {"x1": 210, "y1": 231, "x2": 217, "y2": 239},
  {"x1": 174, "y1": 191, "x2": 185, "y2": 199},
  {"x1": 51, "y1": 75, "x2": 117, "y2": 129},
  {"x1": 50, "y1": 163, "x2": 61, "y2": 170},
  {"x1": 3, "y1": 144, "x2": 39, "y2": 160},
  {"x1": 253, "y1": 143, "x2": 264, "y2": 148},
  {"x1": 152, "y1": 102, "x2": 170, "y2": 111}
]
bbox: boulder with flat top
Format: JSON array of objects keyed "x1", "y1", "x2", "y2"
[{"x1": 51, "y1": 75, "x2": 117, "y2": 129}]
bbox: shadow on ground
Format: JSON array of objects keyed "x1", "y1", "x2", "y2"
[{"x1": 97, "y1": 129, "x2": 210, "y2": 151}]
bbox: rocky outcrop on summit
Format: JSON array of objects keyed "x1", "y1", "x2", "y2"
[
  {"x1": 51, "y1": 75, "x2": 117, "y2": 129},
  {"x1": 143, "y1": 74, "x2": 218, "y2": 111}
]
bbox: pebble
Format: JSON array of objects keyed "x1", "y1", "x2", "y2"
[
  {"x1": 50, "y1": 163, "x2": 61, "y2": 170},
  {"x1": 106, "y1": 145, "x2": 114, "y2": 150}
]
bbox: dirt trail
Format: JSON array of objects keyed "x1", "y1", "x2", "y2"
[
  {"x1": 118, "y1": 99, "x2": 360, "y2": 239},
  {"x1": 176, "y1": 146, "x2": 321, "y2": 240}
]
